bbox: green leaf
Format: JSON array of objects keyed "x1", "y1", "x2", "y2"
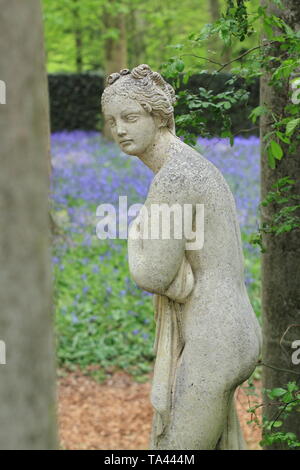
[
  {"x1": 270, "y1": 140, "x2": 283, "y2": 160},
  {"x1": 275, "y1": 131, "x2": 290, "y2": 144},
  {"x1": 249, "y1": 105, "x2": 268, "y2": 123},
  {"x1": 273, "y1": 420, "x2": 283, "y2": 428},
  {"x1": 182, "y1": 74, "x2": 189, "y2": 85},
  {"x1": 220, "y1": 130, "x2": 231, "y2": 139},
  {"x1": 223, "y1": 101, "x2": 232, "y2": 110},
  {"x1": 286, "y1": 118, "x2": 300, "y2": 136},
  {"x1": 168, "y1": 43, "x2": 184, "y2": 50},
  {"x1": 282, "y1": 392, "x2": 293, "y2": 403},
  {"x1": 263, "y1": 19, "x2": 274, "y2": 38},
  {"x1": 267, "y1": 146, "x2": 276, "y2": 169},
  {"x1": 269, "y1": 387, "x2": 287, "y2": 398},
  {"x1": 175, "y1": 59, "x2": 185, "y2": 72},
  {"x1": 273, "y1": 176, "x2": 296, "y2": 189},
  {"x1": 287, "y1": 382, "x2": 298, "y2": 393}
]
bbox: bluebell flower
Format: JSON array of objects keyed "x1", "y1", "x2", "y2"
[
  {"x1": 71, "y1": 313, "x2": 79, "y2": 324},
  {"x1": 50, "y1": 132, "x2": 260, "y2": 294}
]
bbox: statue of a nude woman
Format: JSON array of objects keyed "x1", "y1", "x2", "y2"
[{"x1": 101, "y1": 64, "x2": 262, "y2": 450}]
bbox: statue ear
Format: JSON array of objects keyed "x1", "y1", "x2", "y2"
[{"x1": 156, "y1": 115, "x2": 168, "y2": 129}]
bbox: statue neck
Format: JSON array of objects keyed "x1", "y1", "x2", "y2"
[{"x1": 138, "y1": 129, "x2": 179, "y2": 174}]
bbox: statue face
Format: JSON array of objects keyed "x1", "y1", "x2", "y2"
[{"x1": 103, "y1": 95, "x2": 159, "y2": 156}]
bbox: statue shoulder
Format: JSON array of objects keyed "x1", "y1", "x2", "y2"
[
  {"x1": 154, "y1": 146, "x2": 207, "y2": 196},
  {"x1": 151, "y1": 163, "x2": 190, "y2": 199}
]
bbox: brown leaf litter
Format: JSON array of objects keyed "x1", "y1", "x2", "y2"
[{"x1": 58, "y1": 369, "x2": 262, "y2": 450}]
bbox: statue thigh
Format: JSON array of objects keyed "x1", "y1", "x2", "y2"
[{"x1": 150, "y1": 342, "x2": 246, "y2": 450}]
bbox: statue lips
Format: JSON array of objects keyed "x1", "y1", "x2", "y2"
[{"x1": 119, "y1": 139, "x2": 133, "y2": 145}]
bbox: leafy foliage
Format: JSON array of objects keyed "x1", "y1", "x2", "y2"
[
  {"x1": 173, "y1": 76, "x2": 252, "y2": 145},
  {"x1": 42, "y1": 0, "x2": 228, "y2": 73},
  {"x1": 246, "y1": 381, "x2": 300, "y2": 449},
  {"x1": 161, "y1": 1, "x2": 300, "y2": 240}
]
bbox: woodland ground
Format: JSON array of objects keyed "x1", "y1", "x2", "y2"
[{"x1": 58, "y1": 369, "x2": 262, "y2": 450}]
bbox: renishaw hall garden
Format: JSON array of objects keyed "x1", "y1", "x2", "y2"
[{"x1": 0, "y1": 0, "x2": 299, "y2": 452}]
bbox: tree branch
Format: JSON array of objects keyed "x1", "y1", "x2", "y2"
[
  {"x1": 257, "y1": 360, "x2": 300, "y2": 376},
  {"x1": 180, "y1": 41, "x2": 276, "y2": 74},
  {"x1": 180, "y1": 53, "x2": 222, "y2": 66}
]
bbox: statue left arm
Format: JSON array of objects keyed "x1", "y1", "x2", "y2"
[
  {"x1": 163, "y1": 254, "x2": 194, "y2": 303},
  {"x1": 128, "y1": 174, "x2": 194, "y2": 298}
]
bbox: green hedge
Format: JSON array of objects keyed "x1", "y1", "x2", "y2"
[
  {"x1": 48, "y1": 73, "x2": 259, "y2": 135},
  {"x1": 48, "y1": 74, "x2": 104, "y2": 132}
]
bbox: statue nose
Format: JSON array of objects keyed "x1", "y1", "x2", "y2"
[{"x1": 117, "y1": 125, "x2": 126, "y2": 136}]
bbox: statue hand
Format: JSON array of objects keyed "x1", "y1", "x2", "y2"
[{"x1": 164, "y1": 255, "x2": 194, "y2": 304}]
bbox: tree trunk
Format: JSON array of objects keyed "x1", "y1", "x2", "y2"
[
  {"x1": 260, "y1": 0, "x2": 300, "y2": 450},
  {"x1": 209, "y1": 0, "x2": 220, "y2": 20},
  {"x1": 104, "y1": 13, "x2": 127, "y2": 77},
  {"x1": 209, "y1": 0, "x2": 231, "y2": 69},
  {"x1": 0, "y1": 0, "x2": 57, "y2": 450},
  {"x1": 128, "y1": 8, "x2": 146, "y2": 69},
  {"x1": 72, "y1": 0, "x2": 83, "y2": 73},
  {"x1": 103, "y1": 3, "x2": 128, "y2": 139}
]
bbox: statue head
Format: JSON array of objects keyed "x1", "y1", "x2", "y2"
[{"x1": 101, "y1": 64, "x2": 177, "y2": 156}]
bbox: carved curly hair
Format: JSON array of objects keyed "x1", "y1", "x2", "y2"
[{"x1": 101, "y1": 64, "x2": 177, "y2": 132}]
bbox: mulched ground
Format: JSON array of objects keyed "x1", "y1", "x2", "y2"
[{"x1": 58, "y1": 369, "x2": 262, "y2": 450}]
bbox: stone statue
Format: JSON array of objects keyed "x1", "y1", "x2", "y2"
[{"x1": 101, "y1": 64, "x2": 262, "y2": 450}]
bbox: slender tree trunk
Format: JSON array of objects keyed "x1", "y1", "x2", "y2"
[
  {"x1": 103, "y1": 10, "x2": 127, "y2": 76},
  {"x1": 103, "y1": 2, "x2": 128, "y2": 139},
  {"x1": 0, "y1": 0, "x2": 57, "y2": 450},
  {"x1": 209, "y1": 0, "x2": 231, "y2": 69},
  {"x1": 128, "y1": 8, "x2": 146, "y2": 68},
  {"x1": 208, "y1": 0, "x2": 221, "y2": 70},
  {"x1": 72, "y1": 0, "x2": 83, "y2": 73},
  {"x1": 260, "y1": 0, "x2": 300, "y2": 450},
  {"x1": 210, "y1": 0, "x2": 220, "y2": 20}
]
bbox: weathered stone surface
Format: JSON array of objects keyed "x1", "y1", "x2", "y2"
[{"x1": 101, "y1": 64, "x2": 262, "y2": 450}]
